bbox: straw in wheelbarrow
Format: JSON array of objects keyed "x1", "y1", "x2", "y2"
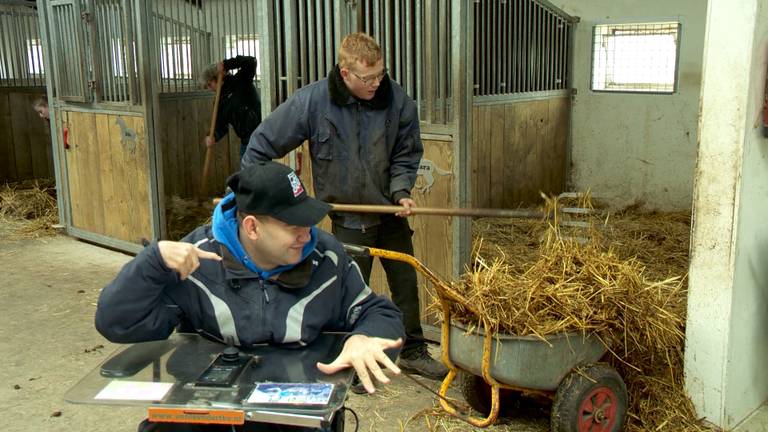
[{"x1": 439, "y1": 194, "x2": 709, "y2": 431}]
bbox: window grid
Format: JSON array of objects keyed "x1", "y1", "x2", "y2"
[{"x1": 592, "y1": 22, "x2": 680, "y2": 94}]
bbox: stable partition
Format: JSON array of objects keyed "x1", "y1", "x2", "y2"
[{"x1": 0, "y1": 87, "x2": 53, "y2": 182}]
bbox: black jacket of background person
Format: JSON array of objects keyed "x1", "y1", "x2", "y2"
[{"x1": 214, "y1": 55, "x2": 262, "y2": 147}]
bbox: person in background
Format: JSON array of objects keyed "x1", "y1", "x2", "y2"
[
  {"x1": 95, "y1": 161, "x2": 404, "y2": 431},
  {"x1": 202, "y1": 55, "x2": 262, "y2": 158},
  {"x1": 32, "y1": 96, "x2": 49, "y2": 122},
  {"x1": 242, "y1": 32, "x2": 448, "y2": 386}
]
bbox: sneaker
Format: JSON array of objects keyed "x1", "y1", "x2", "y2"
[
  {"x1": 398, "y1": 344, "x2": 448, "y2": 380},
  {"x1": 350, "y1": 375, "x2": 367, "y2": 394}
]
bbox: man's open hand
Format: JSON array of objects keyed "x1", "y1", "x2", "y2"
[
  {"x1": 316, "y1": 335, "x2": 402, "y2": 394},
  {"x1": 158, "y1": 241, "x2": 221, "y2": 280}
]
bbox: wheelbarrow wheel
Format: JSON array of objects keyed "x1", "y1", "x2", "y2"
[
  {"x1": 460, "y1": 372, "x2": 519, "y2": 415},
  {"x1": 551, "y1": 363, "x2": 627, "y2": 432}
]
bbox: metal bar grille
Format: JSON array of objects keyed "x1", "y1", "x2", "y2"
[
  {"x1": 0, "y1": 4, "x2": 46, "y2": 87},
  {"x1": 357, "y1": 0, "x2": 451, "y2": 124},
  {"x1": 473, "y1": 0, "x2": 574, "y2": 97},
  {"x1": 47, "y1": 0, "x2": 89, "y2": 101},
  {"x1": 265, "y1": 0, "x2": 345, "y2": 105},
  {"x1": 91, "y1": 0, "x2": 138, "y2": 103},
  {"x1": 152, "y1": 0, "x2": 261, "y2": 94}
]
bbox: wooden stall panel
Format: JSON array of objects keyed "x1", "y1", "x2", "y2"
[
  {"x1": 157, "y1": 94, "x2": 239, "y2": 200},
  {"x1": 471, "y1": 97, "x2": 570, "y2": 207},
  {"x1": 368, "y1": 137, "x2": 454, "y2": 326},
  {"x1": 62, "y1": 110, "x2": 152, "y2": 243},
  {"x1": 0, "y1": 89, "x2": 54, "y2": 182}
]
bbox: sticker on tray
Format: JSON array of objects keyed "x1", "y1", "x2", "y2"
[{"x1": 246, "y1": 383, "x2": 333, "y2": 405}]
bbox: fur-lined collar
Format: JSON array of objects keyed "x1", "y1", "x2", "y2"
[{"x1": 328, "y1": 65, "x2": 391, "y2": 110}]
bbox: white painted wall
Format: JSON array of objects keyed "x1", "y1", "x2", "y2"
[
  {"x1": 685, "y1": 0, "x2": 768, "y2": 429},
  {"x1": 684, "y1": 0, "x2": 768, "y2": 428},
  {"x1": 552, "y1": 0, "x2": 707, "y2": 210}
]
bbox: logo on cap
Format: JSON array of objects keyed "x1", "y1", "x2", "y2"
[{"x1": 287, "y1": 172, "x2": 304, "y2": 197}]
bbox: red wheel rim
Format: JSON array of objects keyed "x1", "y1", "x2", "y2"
[{"x1": 577, "y1": 386, "x2": 618, "y2": 432}]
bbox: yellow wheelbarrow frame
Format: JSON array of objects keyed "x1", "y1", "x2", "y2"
[{"x1": 343, "y1": 244, "x2": 539, "y2": 427}]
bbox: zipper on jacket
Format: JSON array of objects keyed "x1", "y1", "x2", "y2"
[{"x1": 258, "y1": 279, "x2": 267, "y2": 332}]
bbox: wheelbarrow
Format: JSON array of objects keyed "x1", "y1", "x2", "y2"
[{"x1": 343, "y1": 244, "x2": 628, "y2": 431}]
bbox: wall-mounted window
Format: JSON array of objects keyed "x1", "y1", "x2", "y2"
[{"x1": 591, "y1": 22, "x2": 680, "y2": 94}]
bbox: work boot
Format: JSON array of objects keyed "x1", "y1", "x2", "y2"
[{"x1": 397, "y1": 344, "x2": 448, "y2": 380}]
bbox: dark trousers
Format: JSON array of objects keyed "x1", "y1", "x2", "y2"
[{"x1": 332, "y1": 216, "x2": 424, "y2": 354}]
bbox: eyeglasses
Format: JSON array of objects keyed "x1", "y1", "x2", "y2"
[{"x1": 350, "y1": 68, "x2": 388, "y2": 86}]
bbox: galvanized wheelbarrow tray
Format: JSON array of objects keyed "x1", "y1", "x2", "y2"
[{"x1": 344, "y1": 245, "x2": 628, "y2": 432}]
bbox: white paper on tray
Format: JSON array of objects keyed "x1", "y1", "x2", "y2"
[{"x1": 95, "y1": 380, "x2": 174, "y2": 401}]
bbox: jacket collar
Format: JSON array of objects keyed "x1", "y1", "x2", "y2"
[
  {"x1": 218, "y1": 243, "x2": 313, "y2": 288},
  {"x1": 328, "y1": 64, "x2": 391, "y2": 110}
]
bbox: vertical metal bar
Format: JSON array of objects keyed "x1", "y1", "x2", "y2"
[
  {"x1": 415, "y1": 0, "x2": 422, "y2": 116},
  {"x1": 183, "y1": 0, "x2": 191, "y2": 90},
  {"x1": 551, "y1": 13, "x2": 557, "y2": 90},
  {"x1": 525, "y1": 0, "x2": 531, "y2": 92},
  {"x1": 125, "y1": 0, "x2": 136, "y2": 101},
  {"x1": 114, "y1": 0, "x2": 124, "y2": 101},
  {"x1": 94, "y1": 2, "x2": 105, "y2": 100},
  {"x1": 173, "y1": 0, "x2": 181, "y2": 92},
  {"x1": 492, "y1": 0, "x2": 498, "y2": 95},
  {"x1": 21, "y1": 10, "x2": 31, "y2": 84},
  {"x1": 159, "y1": 2, "x2": 167, "y2": 92},
  {"x1": 308, "y1": 1, "x2": 316, "y2": 82},
  {"x1": 111, "y1": 0, "x2": 122, "y2": 100},
  {"x1": 424, "y1": 0, "x2": 434, "y2": 123},
  {"x1": 483, "y1": 0, "x2": 489, "y2": 95},
  {"x1": 298, "y1": 0, "x2": 307, "y2": 86},
  {"x1": 533, "y1": 2, "x2": 539, "y2": 92},
  {"x1": 539, "y1": 6, "x2": 545, "y2": 91},
  {"x1": 325, "y1": 0, "x2": 334, "y2": 74},
  {"x1": 34, "y1": 12, "x2": 44, "y2": 86},
  {"x1": 438, "y1": 0, "x2": 447, "y2": 122},
  {"x1": 273, "y1": 0, "x2": 282, "y2": 102},
  {"x1": 402, "y1": 0, "x2": 411, "y2": 95},
  {"x1": 64, "y1": 6, "x2": 74, "y2": 93},
  {"x1": 0, "y1": 12, "x2": 8, "y2": 85},
  {"x1": 37, "y1": 0, "x2": 67, "y2": 227},
  {"x1": 259, "y1": 0, "x2": 274, "y2": 113},
  {"x1": 11, "y1": 8, "x2": 22, "y2": 86},
  {"x1": 382, "y1": 0, "x2": 390, "y2": 76},
  {"x1": 501, "y1": 0, "x2": 507, "y2": 95},
  {"x1": 543, "y1": 7, "x2": 549, "y2": 90},
  {"x1": 21, "y1": 10, "x2": 32, "y2": 84},
  {"x1": 106, "y1": 3, "x2": 118, "y2": 101}
]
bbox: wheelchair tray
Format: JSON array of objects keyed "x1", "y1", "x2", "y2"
[{"x1": 65, "y1": 333, "x2": 354, "y2": 428}]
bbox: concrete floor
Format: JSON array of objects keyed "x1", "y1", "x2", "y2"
[
  {"x1": 735, "y1": 405, "x2": 768, "y2": 432},
  {"x1": 1, "y1": 234, "x2": 548, "y2": 432}
]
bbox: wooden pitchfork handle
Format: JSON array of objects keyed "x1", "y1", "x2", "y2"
[
  {"x1": 330, "y1": 203, "x2": 545, "y2": 219},
  {"x1": 200, "y1": 69, "x2": 225, "y2": 195}
]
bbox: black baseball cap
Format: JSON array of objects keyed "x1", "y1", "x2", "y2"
[{"x1": 227, "y1": 161, "x2": 331, "y2": 227}]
